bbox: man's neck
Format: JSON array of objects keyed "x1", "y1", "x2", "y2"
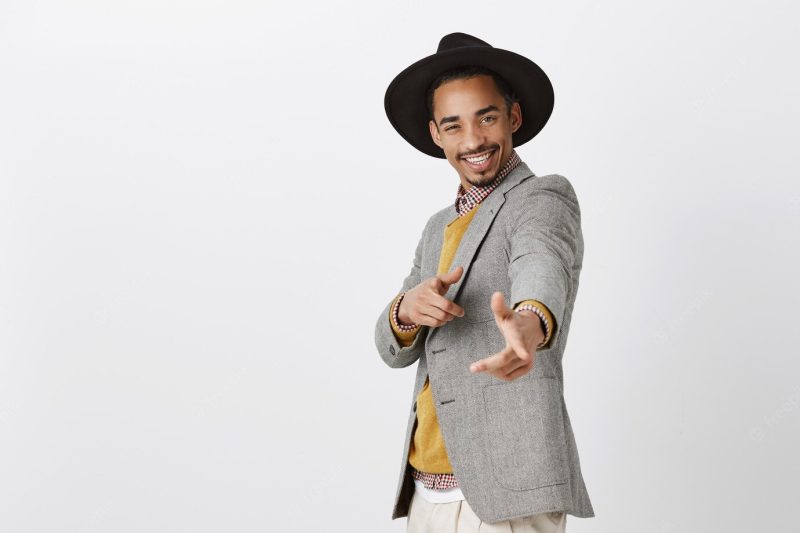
[
  {"x1": 459, "y1": 149, "x2": 512, "y2": 191},
  {"x1": 453, "y1": 149, "x2": 522, "y2": 217}
]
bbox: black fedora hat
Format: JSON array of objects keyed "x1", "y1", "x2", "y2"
[{"x1": 384, "y1": 32, "x2": 554, "y2": 159}]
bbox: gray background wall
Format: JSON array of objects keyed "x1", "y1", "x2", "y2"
[{"x1": 1, "y1": 1, "x2": 798, "y2": 531}]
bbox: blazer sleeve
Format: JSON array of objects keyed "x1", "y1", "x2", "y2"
[
  {"x1": 375, "y1": 218, "x2": 431, "y2": 368},
  {"x1": 508, "y1": 175, "x2": 581, "y2": 349}
]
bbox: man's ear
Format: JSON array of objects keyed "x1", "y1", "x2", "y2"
[
  {"x1": 510, "y1": 102, "x2": 522, "y2": 134},
  {"x1": 429, "y1": 119, "x2": 443, "y2": 149}
]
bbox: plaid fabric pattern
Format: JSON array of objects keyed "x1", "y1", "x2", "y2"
[
  {"x1": 454, "y1": 149, "x2": 521, "y2": 217},
  {"x1": 411, "y1": 148, "x2": 523, "y2": 491},
  {"x1": 411, "y1": 468, "x2": 460, "y2": 490}
]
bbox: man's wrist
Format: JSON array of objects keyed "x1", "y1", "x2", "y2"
[
  {"x1": 392, "y1": 292, "x2": 419, "y2": 331},
  {"x1": 515, "y1": 304, "x2": 549, "y2": 348}
]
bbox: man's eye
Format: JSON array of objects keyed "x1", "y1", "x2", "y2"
[
  {"x1": 482, "y1": 116, "x2": 496, "y2": 123},
  {"x1": 445, "y1": 125, "x2": 459, "y2": 132}
]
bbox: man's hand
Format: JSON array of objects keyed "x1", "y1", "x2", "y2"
[
  {"x1": 397, "y1": 266, "x2": 466, "y2": 328},
  {"x1": 469, "y1": 291, "x2": 545, "y2": 381}
]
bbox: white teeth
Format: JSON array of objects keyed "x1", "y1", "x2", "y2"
[{"x1": 465, "y1": 151, "x2": 492, "y2": 164}]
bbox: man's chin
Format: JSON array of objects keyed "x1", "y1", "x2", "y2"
[{"x1": 465, "y1": 170, "x2": 499, "y2": 187}]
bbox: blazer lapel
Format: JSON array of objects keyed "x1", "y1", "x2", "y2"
[{"x1": 437, "y1": 161, "x2": 536, "y2": 304}]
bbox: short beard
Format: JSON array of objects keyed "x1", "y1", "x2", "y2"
[{"x1": 464, "y1": 170, "x2": 500, "y2": 188}]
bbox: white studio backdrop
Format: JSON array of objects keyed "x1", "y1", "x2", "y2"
[{"x1": 1, "y1": 1, "x2": 798, "y2": 531}]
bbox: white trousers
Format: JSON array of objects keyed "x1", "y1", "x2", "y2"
[{"x1": 406, "y1": 489, "x2": 567, "y2": 533}]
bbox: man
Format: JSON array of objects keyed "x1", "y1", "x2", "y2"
[{"x1": 375, "y1": 32, "x2": 595, "y2": 532}]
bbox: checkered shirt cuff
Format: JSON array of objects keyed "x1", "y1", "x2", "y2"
[
  {"x1": 515, "y1": 303, "x2": 550, "y2": 348},
  {"x1": 392, "y1": 292, "x2": 420, "y2": 332}
]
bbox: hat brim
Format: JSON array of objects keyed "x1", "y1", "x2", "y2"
[{"x1": 384, "y1": 46, "x2": 554, "y2": 159}]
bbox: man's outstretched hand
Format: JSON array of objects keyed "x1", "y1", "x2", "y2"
[
  {"x1": 469, "y1": 291, "x2": 545, "y2": 381},
  {"x1": 397, "y1": 266, "x2": 466, "y2": 328}
]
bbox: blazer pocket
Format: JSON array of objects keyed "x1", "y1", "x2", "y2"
[{"x1": 481, "y1": 377, "x2": 568, "y2": 491}]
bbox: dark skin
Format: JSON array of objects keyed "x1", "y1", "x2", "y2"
[{"x1": 397, "y1": 74, "x2": 545, "y2": 382}]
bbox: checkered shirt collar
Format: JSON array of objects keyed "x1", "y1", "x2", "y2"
[{"x1": 454, "y1": 149, "x2": 522, "y2": 217}]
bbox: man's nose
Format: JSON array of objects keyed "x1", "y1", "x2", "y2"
[{"x1": 461, "y1": 123, "x2": 487, "y2": 151}]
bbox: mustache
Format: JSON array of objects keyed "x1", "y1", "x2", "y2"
[{"x1": 459, "y1": 146, "x2": 498, "y2": 158}]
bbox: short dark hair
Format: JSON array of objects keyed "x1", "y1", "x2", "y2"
[{"x1": 426, "y1": 65, "x2": 519, "y2": 123}]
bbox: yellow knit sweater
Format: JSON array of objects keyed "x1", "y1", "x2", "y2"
[{"x1": 389, "y1": 202, "x2": 555, "y2": 473}]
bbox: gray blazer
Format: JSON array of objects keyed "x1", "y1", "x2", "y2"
[{"x1": 374, "y1": 161, "x2": 595, "y2": 523}]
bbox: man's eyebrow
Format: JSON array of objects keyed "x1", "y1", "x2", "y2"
[{"x1": 438, "y1": 105, "x2": 501, "y2": 127}]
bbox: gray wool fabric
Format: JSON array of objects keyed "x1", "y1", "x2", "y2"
[{"x1": 374, "y1": 161, "x2": 595, "y2": 524}]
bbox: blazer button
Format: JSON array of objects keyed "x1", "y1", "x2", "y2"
[{"x1": 389, "y1": 345, "x2": 396, "y2": 355}]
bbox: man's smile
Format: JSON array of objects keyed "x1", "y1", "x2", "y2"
[{"x1": 461, "y1": 148, "x2": 497, "y2": 172}]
